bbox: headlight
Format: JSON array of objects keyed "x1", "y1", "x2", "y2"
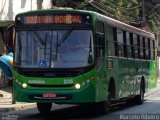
[
  {"x1": 75, "y1": 84, "x2": 81, "y2": 89},
  {"x1": 22, "y1": 83, "x2": 28, "y2": 88}
]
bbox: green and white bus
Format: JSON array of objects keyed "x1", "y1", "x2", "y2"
[{"x1": 5, "y1": 9, "x2": 157, "y2": 114}]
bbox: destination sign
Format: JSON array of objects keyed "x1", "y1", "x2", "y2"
[{"x1": 24, "y1": 15, "x2": 82, "y2": 24}]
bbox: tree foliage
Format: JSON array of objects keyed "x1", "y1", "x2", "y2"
[{"x1": 51, "y1": 0, "x2": 160, "y2": 33}]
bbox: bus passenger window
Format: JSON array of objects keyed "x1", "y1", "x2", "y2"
[
  {"x1": 153, "y1": 40, "x2": 155, "y2": 60},
  {"x1": 126, "y1": 32, "x2": 132, "y2": 58},
  {"x1": 133, "y1": 34, "x2": 138, "y2": 59},
  {"x1": 145, "y1": 38, "x2": 149, "y2": 59},
  {"x1": 117, "y1": 29, "x2": 124, "y2": 57},
  {"x1": 143, "y1": 37, "x2": 146, "y2": 59},
  {"x1": 113, "y1": 28, "x2": 118, "y2": 56},
  {"x1": 106, "y1": 25, "x2": 115, "y2": 56},
  {"x1": 140, "y1": 36, "x2": 144, "y2": 59},
  {"x1": 148, "y1": 39, "x2": 151, "y2": 59},
  {"x1": 137, "y1": 35, "x2": 141, "y2": 59},
  {"x1": 130, "y1": 33, "x2": 134, "y2": 58},
  {"x1": 123, "y1": 31, "x2": 127, "y2": 57},
  {"x1": 150, "y1": 40, "x2": 155, "y2": 60}
]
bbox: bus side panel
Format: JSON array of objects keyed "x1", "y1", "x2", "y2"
[
  {"x1": 106, "y1": 57, "x2": 119, "y2": 99},
  {"x1": 118, "y1": 58, "x2": 128, "y2": 98},
  {"x1": 118, "y1": 58, "x2": 139, "y2": 98},
  {"x1": 134, "y1": 59, "x2": 142, "y2": 95},
  {"x1": 148, "y1": 60, "x2": 157, "y2": 89},
  {"x1": 95, "y1": 62, "x2": 108, "y2": 102}
]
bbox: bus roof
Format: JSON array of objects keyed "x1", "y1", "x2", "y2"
[
  {"x1": 95, "y1": 12, "x2": 155, "y2": 39},
  {"x1": 16, "y1": 9, "x2": 155, "y2": 39}
]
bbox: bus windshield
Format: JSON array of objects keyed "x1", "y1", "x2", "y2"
[{"x1": 14, "y1": 30, "x2": 94, "y2": 68}]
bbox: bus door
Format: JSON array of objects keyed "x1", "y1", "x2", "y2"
[{"x1": 95, "y1": 21, "x2": 107, "y2": 101}]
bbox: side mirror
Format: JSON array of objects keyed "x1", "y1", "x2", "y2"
[{"x1": 3, "y1": 24, "x2": 15, "y2": 53}]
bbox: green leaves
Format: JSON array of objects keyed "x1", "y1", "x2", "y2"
[{"x1": 51, "y1": 0, "x2": 160, "y2": 33}]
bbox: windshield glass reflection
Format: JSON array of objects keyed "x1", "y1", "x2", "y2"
[{"x1": 15, "y1": 30, "x2": 94, "y2": 68}]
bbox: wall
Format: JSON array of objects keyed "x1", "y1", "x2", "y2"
[
  {"x1": 0, "y1": 0, "x2": 53, "y2": 21},
  {"x1": 0, "y1": 0, "x2": 52, "y2": 54},
  {"x1": 0, "y1": 0, "x2": 38, "y2": 21}
]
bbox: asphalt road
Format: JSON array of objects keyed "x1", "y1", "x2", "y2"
[{"x1": 2, "y1": 87, "x2": 160, "y2": 120}]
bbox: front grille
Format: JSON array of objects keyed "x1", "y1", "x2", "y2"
[
  {"x1": 14, "y1": 65, "x2": 94, "y2": 78},
  {"x1": 24, "y1": 71, "x2": 81, "y2": 77},
  {"x1": 29, "y1": 84, "x2": 74, "y2": 88}
]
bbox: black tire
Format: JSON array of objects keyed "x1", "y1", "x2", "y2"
[
  {"x1": 134, "y1": 81, "x2": 144, "y2": 105},
  {"x1": 96, "y1": 93, "x2": 110, "y2": 114},
  {"x1": 80, "y1": 103, "x2": 97, "y2": 115},
  {"x1": 37, "y1": 103, "x2": 52, "y2": 114}
]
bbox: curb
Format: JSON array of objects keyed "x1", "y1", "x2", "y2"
[
  {"x1": 0, "y1": 103, "x2": 36, "y2": 112},
  {"x1": 0, "y1": 108, "x2": 14, "y2": 112},
  {"x1": 144, "y1": 86, "x2": 160, "y2": 97}
]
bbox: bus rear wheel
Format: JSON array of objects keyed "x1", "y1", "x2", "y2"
[
  {"x1": 134, "y1": 81, "x2": 144, "y2": 105},
  {"x1": 37, "y1": 103, "x2": 52, "y2": 114}
]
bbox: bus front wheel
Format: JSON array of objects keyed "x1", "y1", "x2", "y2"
[
  {"x1": 37, "y1": 103, "x2": 52, "y2": 114},
  {"x1": 97, "y1": 93, "x2": 110, "y2": 114}
]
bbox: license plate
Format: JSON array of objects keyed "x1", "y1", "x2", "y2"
[{"x1": 43, "y1": 93, "x2": 56, "y2": 98}]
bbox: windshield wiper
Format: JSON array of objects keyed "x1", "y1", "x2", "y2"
[
  {"x1": 57, "y1": 29, "x2": 73, "y2": 47},
  {"x1": 33, "y1": 31, "x2": 46, "y2": 45}
]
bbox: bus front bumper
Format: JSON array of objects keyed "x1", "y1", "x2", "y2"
[{"x1": 13, "y1": 82, "x2": 96, "y2": 104}]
